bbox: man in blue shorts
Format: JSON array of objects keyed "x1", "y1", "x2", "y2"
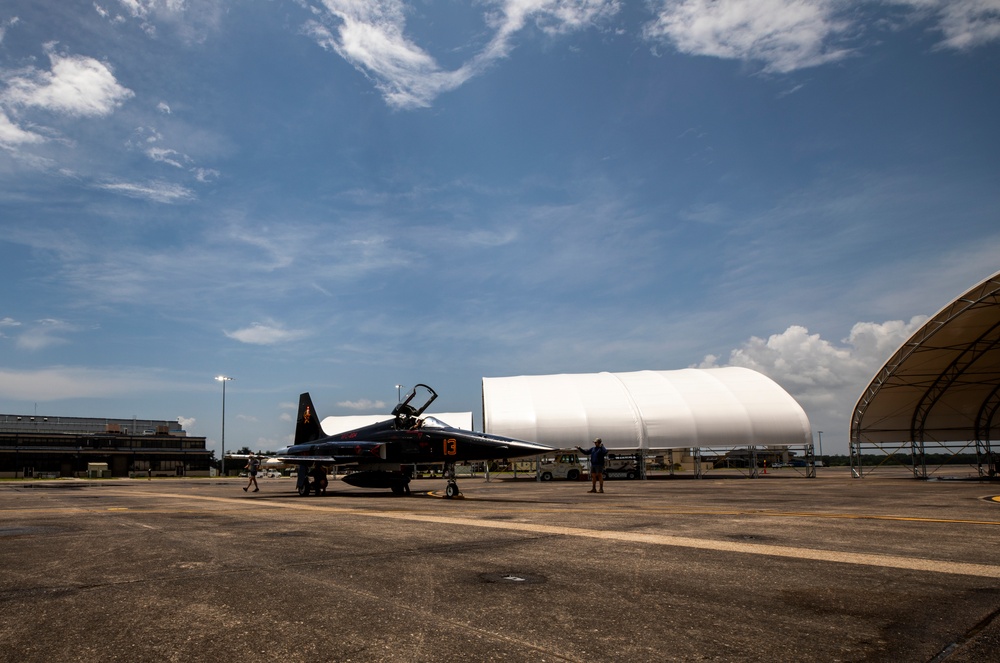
[{"x1": 576, "y1": 438, "x2": 608, "y2": 493}]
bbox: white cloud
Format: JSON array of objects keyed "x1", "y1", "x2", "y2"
[
  {"x1": 146, "y1": 146, "x2": 189, "y2": 168},
  {"x1": 306, "y1": 0, "x2": 619, "y2": 108},
  {"x1": 224, "y1": 321, "x2": 309, "y2": 345},
  {"x1": 699, "y1": 317, "x2": 928, "y2": 453},
  {"x1": 95, "y1": 178, "x2": 195, "y2": 203},
  {"x1": 890, "y1": 0, "x2": 1000, "y2": 50},
  {"x1": 177, "y1": 416, "x2": 196, "y2": 430},
  {"x1": 0, "y1": 365, "x2": 185, "y2": 400},
  {"x1": 337, "y1": 398, "x2": 387, "y2": 410},
  {"x1": 106, "y1": 0, "x2": 225, "y2": 42},
  {"x1": 2, "y1": 47, "x2": 134, "y2": 117},
  {"x1": 0, "y1": 17, "x2": 18, "y2": 45},
  {"x1": 643, "y1": 0, "x2": 1000, "y2": 73},
  {"x1": 13, "y1": 318, "x2": 81, "y2": 352},
  {"x1": 643, "y1": 0, "x2": 852, "y2": 73},
  {"x1": 0, "y1": 109, "x2": 46, "y2": 147}
]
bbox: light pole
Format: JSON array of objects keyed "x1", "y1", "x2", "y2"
[
  {"x1": 215, "y1": 375, "x2": 234, "y2": 476},
  {"x1": 817, "y1": 431, "x2": 823, "y2": 458}
]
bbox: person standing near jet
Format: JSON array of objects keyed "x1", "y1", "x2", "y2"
[
  {"x1": 243, "y1": 455, "x2": 260, "y2": 493},
  {"x1": 577, "y1": 438, "x2": 608, "y2": 493}
]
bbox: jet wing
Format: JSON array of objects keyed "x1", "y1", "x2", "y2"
[
  {"x1": 275, "y1": 441, "x2": 386, "y2": 466},
  {"x1": 274, "y1": 455, "x2": 361, "y2": 466}
]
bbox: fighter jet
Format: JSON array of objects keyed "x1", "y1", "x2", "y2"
[{"x1": 274, "y1": 384, "x2": 553, "y2": 498}]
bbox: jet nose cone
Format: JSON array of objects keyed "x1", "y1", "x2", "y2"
[{"x1": 507, "y1": 439, "x2": 554, "y2": 455}]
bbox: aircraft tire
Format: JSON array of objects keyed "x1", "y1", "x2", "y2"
[
  {"x1": 297, "y1": 484, "x2": 311, "y2": 497},
  {"x1": 445, "y1": 482, "x2": 459, "y2": 499}
]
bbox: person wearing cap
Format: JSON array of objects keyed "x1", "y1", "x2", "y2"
[{"x1": 576, "y1": 437, "x2": 608, "y2": 493}]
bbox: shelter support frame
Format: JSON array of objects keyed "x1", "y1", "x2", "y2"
[{"x1": 849, "y1": 437, "x2": 998, "y2": 479}]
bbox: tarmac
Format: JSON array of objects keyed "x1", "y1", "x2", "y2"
[{"x1": 2, "y1": 468, "x2": 1000, "y2": 662}]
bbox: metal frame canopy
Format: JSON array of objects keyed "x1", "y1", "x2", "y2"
[
  {"x1": 850, "y1": 270, "x2": 1000, "y2": 478},
  {"x1": 482, "y1": 367, "x2": 811, "y2": 451}
]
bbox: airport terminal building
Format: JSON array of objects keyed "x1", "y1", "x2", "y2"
[{"x1": 0, "y1": 414, "x2": 212, "y2": 478}]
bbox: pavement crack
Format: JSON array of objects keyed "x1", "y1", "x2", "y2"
[{"x1": 928, "y1": 603, "x2": 1000, "y2": 662}]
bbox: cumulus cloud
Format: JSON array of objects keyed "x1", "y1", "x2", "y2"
[
  {"x1": 2, "y1": 46, "x2": 134, "y2": 117},
  {"x1": 305, "y1": 0, "x2": 619, "y2": 108},
  {"x1": 699, "y1": 317, "x2": 928, "y2": 452},
  {"x1": 0, "y1": 44, "x2": 132, "y2": 151},
  {"x1": 224, "y1": 321, "x2": 309, "y2": 345}
]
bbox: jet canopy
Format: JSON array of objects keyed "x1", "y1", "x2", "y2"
[{"x1": 419, "y1": 416, "x2": 451, "y2": 430}]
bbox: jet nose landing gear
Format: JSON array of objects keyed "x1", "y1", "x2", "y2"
[{"x1": 443, "y1": 463, "x2": 461, "y2": 499}]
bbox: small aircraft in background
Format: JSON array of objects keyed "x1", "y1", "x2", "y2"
[{"x1": 274, "y1": 384, "x2": 553, "y2": 498}]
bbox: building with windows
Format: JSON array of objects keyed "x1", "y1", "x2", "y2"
[{"x1": 0, "y1": 414, "x2": 212, "y2": 478}]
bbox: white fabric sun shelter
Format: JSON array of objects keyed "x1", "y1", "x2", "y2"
[
  {"x1": 482, "y1": 367, "x2": 811, "y2": 451},
  {"x1": 321, "y1": 413, "x2": 473, "y2": 435}
]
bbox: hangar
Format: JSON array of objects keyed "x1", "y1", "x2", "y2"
[
  {"x1": 851, "y1": 270, "x2": 1000, "y2": 478},
  {"x1": 482, "y1": 367, "x2": 813, "y2": 476}
]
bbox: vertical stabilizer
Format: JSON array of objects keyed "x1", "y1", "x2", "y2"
[{"x1": 294, "y1": 393, "x2": 324, "y2": 445}]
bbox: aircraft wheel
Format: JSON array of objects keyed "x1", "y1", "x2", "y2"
[
  {"x1": 391, "y1": 484, "x2": 406, "y2": 495},
  {"x1": 297, "y1": 484, "x2": 311, "y2": 497},
  {"x1": 445, "y1": 482, "x2": 459, "y2": 499}
]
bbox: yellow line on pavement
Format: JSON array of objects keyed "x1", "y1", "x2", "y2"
[{"x1": 113, "y1": 490, "x2": 1000, "y2": 580}]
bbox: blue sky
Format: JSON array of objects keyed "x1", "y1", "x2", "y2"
[{"x1": 1, "y1": 0, "x2": 998, "y2": 457}]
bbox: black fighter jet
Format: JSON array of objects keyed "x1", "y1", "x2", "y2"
[{"x1": 274, "y1": 384, "x2": 553, "y2": 498}]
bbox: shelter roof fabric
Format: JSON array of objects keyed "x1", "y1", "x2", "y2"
[
  {"x1": 482, "y1": 367, "x2": 811, "y2": 450},
  {"x1": 852, "y1": 270, "x2": 1000, "y2": 445},
  {"x1": 321, "y1": 412, "x2": 474, "y2": 435}
]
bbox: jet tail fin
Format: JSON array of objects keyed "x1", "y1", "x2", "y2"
[{"x1": 294, "y1": 393, "x2": 324, "y2": 445}]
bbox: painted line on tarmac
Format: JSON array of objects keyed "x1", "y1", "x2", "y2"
[{"x1": 119, "y1": 490, "x2": 1000, "y2": 580}]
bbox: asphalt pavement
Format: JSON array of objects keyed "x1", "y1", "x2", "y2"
[{"x1": 2, "y1": 469, "x2": 1000, "y2": 662}]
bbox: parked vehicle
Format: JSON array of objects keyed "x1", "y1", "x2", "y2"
[
  {"x1": 537, "y1": 453, "x2": 583, "y2": 481},
  {"x1": 604, "y1": 456, "x2": 639, "y2": 480}
]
